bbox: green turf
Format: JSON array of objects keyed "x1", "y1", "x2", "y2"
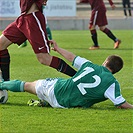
[{"x1": 0, "y1": 30, "x2": 133, "y2": 133}]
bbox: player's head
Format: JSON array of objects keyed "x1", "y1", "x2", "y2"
[{"x1": 102, "y1": 55, "x2": 123, "y2": 74}]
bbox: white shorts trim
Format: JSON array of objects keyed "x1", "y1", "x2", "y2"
[{"x1": 35, "y1": 79, "x2": 65, "y2": 108}]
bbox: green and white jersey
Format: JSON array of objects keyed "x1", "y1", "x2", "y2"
[{"x1": 54, "y1": 56, "x2": 125, "y2": 108}]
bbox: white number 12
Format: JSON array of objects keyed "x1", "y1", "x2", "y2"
[{"x1": 73, "y1": 67, "x2": 101, "y2": 95}]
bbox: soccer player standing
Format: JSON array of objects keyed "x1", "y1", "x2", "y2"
[
  {"x1": 122, "y1": 0, "x2": 132, "y2": 18},
  {"x1": 0, "y1": 0, "x2": 76, "y2": 81},
  {"x1": 87, "y1": 0, "x2": 121, "y2": 50}
]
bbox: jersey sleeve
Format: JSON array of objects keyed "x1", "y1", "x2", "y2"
[
  {"x1": 104, "y1": 82, "x2": 126, "y2": 106},
  {"x1": 72, "y1": 56, "x2": 91, "y2": 70}
]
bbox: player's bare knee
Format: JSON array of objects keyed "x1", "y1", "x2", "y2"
[
  {"x1": 36, "y1": 53, "x2": 52, "y2": 66},
  {"x1": 99, "y1": 26, "x2": 106, "y2": 31},
  {"x1": 37, "y1": 58, "x2": 47, "y2": 65},
  {"x1": 24, "y1": 82, "x2": 36, "y2": 94}
]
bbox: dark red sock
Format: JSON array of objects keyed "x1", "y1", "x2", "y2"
[
  {"x1": 90, "y1": 29, "x2": 98, "y2": 46},
  {"x1": 102, "y1": 28, "x2": 116, "y2": 42},
  {"x1": 50, "y1": 56, "x2": 76, "y2": 77},
  {"x1": 0, "y1": 49, "x2": 10, "y2": 81}
]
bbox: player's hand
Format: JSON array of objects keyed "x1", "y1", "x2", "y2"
[
  {"x1": 111, "y1": 4, "x2": 116, "y2": 10},
  {"x1": 49, "y1": 40, "x2": 59, "y2": 52}
]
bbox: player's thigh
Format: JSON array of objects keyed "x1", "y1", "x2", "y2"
[
  {"x1": 2, "y1": 21, "x2": 27, "y2": 46},
  {"x1": 97, "y1": 11, "x2": 108, "y2": 27},
  {"x1": 99, "y1": 26, "x2": 106, "y2": 31},
  {"x1": 35, "y1": 79, "x2": 64, "y2": 108},
  {"x1": 23, "y1": 12, "x2": 50, "y2": 54},
  {"x1": 89, "y1": 10, "x2": 98, "y2": 26}
]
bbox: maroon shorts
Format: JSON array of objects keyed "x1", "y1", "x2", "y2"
[
  {"x1": 3, "y1": 11, "x2": 50, "y2": 54},
  {"x1": 89, "y1": 10, "x2": 108, "y2": 27}
]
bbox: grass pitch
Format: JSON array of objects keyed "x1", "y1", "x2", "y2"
[{"x1": 0, "y1": 30, "x2": 133, "y2": 133}]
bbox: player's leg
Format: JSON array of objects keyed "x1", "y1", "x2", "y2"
[
  {"x1": 89, "y1": 25, "x2": 99, "y2": 50},
  {"x1": 100, "y1": 26, "x2": 121, "y2": 49},
  {"x1": 29, "y1": 36, "x2": 76, "y2": 76},
  {"x1": 25, "y1": 12, "x2": 76, "y2": 76},
  {"x1": 36, "y1": 53, "x2": 76, "y2": 76},
  {"x1": 97, "y1": 10, "x2": 121, "y2": 49},
  {"x1": 100, "y1": 26, "x2": 117, "y2": 41},
  {"x1": 89, "y1": 11, "x2": 99, "y2": 50},
  {"x1": 0, "y1": 35, "x2": 12, "y2": 81},
  {"x1": 0, "y1": 21, "x2": 27, "y2": 81},
  {"x1": 0, "y1": 80, "x2": 25, "y2": 92},
  {"x1": 0, "y1": 80, "x2": 36, "y2": 95},
  {"x1": 122, "y1": 0, "x2": 127, "y2": 17},
  {"x1": 50, "y1": 56, "x2": 76, "y2": 76},
  {"x1": 127, "y1": 0, "x2": 132, "y2": 16},
  {"x1": 24, "y1": 81, "x2": 37, "y2": 94}
]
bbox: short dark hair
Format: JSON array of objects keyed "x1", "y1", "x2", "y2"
[{"x1": 105, "y1": 55, "x2": 123, "y2": 74}]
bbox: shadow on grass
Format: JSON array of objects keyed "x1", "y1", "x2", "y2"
[
  {"x1": 88, "y1": 106, "x2": 118, "y2": 111},
  {"x1": 3, "y1": 102, "x2": 52, "y2": 108},
  {"x1": 3, "y1": 102, "x2": 27, "y2": 107},
  {"x1": 1, "y1": 102, "x2": 126, "y2": 111}
]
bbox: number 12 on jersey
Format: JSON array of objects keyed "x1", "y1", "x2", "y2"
[{"x1": 73, "y1": 67, "x2": 101, "y2": 95}]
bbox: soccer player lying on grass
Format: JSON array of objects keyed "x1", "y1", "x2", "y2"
[{"x1": 0, "y1": 41, "x2": 133, "y2": 109}]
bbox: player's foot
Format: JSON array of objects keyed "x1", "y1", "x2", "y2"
[
  {"x1": 123, "y1": 16, "x2": 127, "y2": 19},
  {"x1": 89, "y1": 46, "x2": 100, "y2": 50},
  {"x1": 18, "y1": 43, "x2": 27, "y2": 48},
  {"x1": 27, "y1": 99, "x2": 48, "y2": 107},
  {"x1": 114, "y1": 40, "x2": 121, "y2": 49},
  {"x1": 27, "y1": 99, "x2": 39, "y2": 106}
]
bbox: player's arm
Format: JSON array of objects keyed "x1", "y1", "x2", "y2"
[
  {"x1": 117, "y1": 102, "x2": 133, "y2": 109},
  {"x1": 108, "y1": 0, "x2": 115, "y2": 9},
  {"x1": 104, "y1": 82, "x2": 133, "y2": 109},
  {"x1": 50, "y1": 40, "x2": 76, "y2": 62}
]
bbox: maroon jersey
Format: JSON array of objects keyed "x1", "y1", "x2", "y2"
[
  {"x1": 88, "y1": 0, "x2": 113, "y2": 11},
  {"x1": 20, "y1": 0, "x2": 43, "y2": 14}
]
